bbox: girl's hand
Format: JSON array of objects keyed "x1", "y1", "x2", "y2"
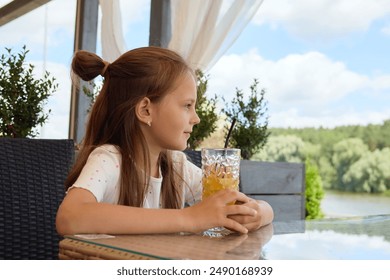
[
  {"x1": 183, "y1": 189, "x2": 256, "y2": 234},
  {"x1": 229, "y1": 199, "x2": 274, "y2": 232}
]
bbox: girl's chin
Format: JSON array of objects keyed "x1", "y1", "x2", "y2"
[{"x1": 166, "y1": 142, "x2": 187, "y2": 151}]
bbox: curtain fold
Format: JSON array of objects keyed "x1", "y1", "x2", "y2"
[
  {"x1": 168, "y1": 0, "x2": 264, "y2": 71},
  {"x1": 99, "y1": 0, "x2": 264, "y2": 70},
  {"x1": 99, "y1": 0, "x2": 126, "y2": 62}
]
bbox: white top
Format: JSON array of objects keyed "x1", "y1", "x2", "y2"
[{"x1": 70, "y1": 145, "x2": 202, "y2": 208}]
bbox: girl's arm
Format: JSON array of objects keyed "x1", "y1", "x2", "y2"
[{"x1": 56, "y1": 187, "x2": 257, "y2": 236}]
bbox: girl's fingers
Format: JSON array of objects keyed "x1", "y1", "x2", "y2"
[
  {"x1": 222, "y1": 219, "x2": 249, "y2": 234},
  {"x1": 198, "y1": 190, "x2": 260, "y2": 234},
  {"x1": 214, "y1": 189, "x2": 251, "y2": 205},
  {"x1": 225, "y1": 204, "x2": 257, "y2": 217}
]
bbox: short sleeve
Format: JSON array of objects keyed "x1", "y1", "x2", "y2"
[
  {"x1": 70, "y1": 145, "x2": 121, "y2": 203},
  {"x1": 172, "y1": 151, "x2": 202, "y2": 207}
]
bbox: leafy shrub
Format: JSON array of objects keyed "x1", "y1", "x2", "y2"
[
  {"x1": 305, "y1": 158, "x2": 325, "y2": 219},
  {"x1": 0, "y1": 46, "x2": 58, "y2": 138},
  {"x1": 187, "y1": 70, "x2": 218, "y2": 149},
  {"x1": 222, "y1": 79, "x2": 269, "y2": 159}
]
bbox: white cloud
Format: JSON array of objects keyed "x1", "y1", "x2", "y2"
[
  {"x1": 208, "y1": 49, "x2": 368, "y2": 105},
  {"x1": 207, "y1": 49, "x2": 390, "y2": 128},
  {"x1": 381, "y1": 24, "x2": 390, "y2": 36},
  {"x1": 0, "y1": 0, "x2": 75, "y2": 47},
  {"x1": 254, "y1": 0, "x2": 390, "y2": 40},
  {"x1": 27, "y1": 61, "x2": 72, "y2": 139},
  {"x1": 270, "y1": 108, "x2": 390, "y2": 128},
  {"x1": 264, "y1": 229, "x2": 390, "y2": 259},
  {"x1": 119, "y1": 0, "x2": 150, "y2": 27}
]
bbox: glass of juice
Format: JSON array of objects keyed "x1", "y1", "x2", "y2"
[{"x1": 201, "y1": 148, "x2": 241, "y2": 237}]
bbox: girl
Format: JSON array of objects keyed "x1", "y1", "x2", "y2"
[{"x1": 56, "y1": 47, "x2": 273, "y2": 236}]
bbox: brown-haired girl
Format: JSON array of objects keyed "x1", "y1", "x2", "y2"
[{"x1": 56, "y1": 47, "x2": 273, "y2": 235}]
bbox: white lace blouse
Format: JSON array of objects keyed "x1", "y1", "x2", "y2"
[{"x1": 70, "y1": 145, "x2": 202, "y2": 208}]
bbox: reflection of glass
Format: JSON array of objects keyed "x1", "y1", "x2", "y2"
[{"x1": 202, "y1": 148, "x2": 241, "y2": 237}]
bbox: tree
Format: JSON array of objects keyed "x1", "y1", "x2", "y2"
[
  {"x1": 253, "y1": 135, "x2": 306, "y2": 162},
  {"x1": 317, "y1": 156, "x2": 337, "y2": 190},
  {"x1": 331, "y1": 138, "x2": 369, "y2": 190},
  {"x1": 0, "y1": 46, "x2": 58, "y2": 138},
  {"x1": 222, "y1": 79, "x2": 269, "y2": 159},
  {"x1": 187, "y1": 70, "x2": 218, "y2": 149},
  {"x1": 342, "y1": 148, "x2": 390, "y2": 193}
]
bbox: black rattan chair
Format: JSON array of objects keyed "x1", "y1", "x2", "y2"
[
  {"x1": 183, "y1": 149, "x2": 202, "y2": 168},
  {"x1": 0, "y1": 138, "x2": 74, "y2": 259}
]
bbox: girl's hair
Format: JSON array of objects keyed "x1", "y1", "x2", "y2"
[{"x1": 66, "y1": 46, "x2": 194, "y2": 209}]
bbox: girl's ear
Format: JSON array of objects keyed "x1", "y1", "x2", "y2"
[{"x1": 135, "y1": 97, "x2": 152, "y2": 125}]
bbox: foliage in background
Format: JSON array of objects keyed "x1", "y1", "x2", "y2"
[
  {"x1": 82, "y1": 79, "x2": 102, "y2": 113},
  {"x1": 270, "y1": 120, "x2": 390, "y2": 152},
  {"x1": 342, "y1": 148, "x2": 390, "y2": 193},
  {"x1": 253, "y1": 135, "x2": 307, "y2": 162},
  {"x1": 305, "y1": 158, "x2": 325, "y2": 219},
  {"x1": 331, "y1": 138, "x2": 369, "y2": 191},
  {"x1": 222, "y1": 79, "x2": 269, "y2": 159},
  {"x1": 0, "y1": 46, "x2": 58, "y2": 138},
  {"x1": 187, "y1": 70, "x2": 218, "y2": 149},
  {"x1": 254, "y1": 135, "x2": 325, "y2": 218},
  {"x1": 255, "y1": 123, "x2": 390, "y2": 194}
]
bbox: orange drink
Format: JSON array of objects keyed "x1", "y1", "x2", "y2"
[
  {"x1": 202, "y1": 165, "x2": 239, "y2": 200},
  {"x1": 201, "y1": 148, "x2": 241, "y2": 205}
]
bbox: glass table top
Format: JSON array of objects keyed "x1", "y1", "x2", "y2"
[{"x1": 65, "y1": 214, "x2": 390, "y2": 260}]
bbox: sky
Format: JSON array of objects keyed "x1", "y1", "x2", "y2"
[{"x1": 0, "y1": 0, "x2": 390, "y2": 139}]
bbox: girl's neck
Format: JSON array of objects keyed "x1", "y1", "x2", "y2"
[
  {"x1": 134, "y1": 144, "x2": 161, "y2": 178},
  {"x1": 149, "y1": 149, "x2": 161, "y2": 178}
]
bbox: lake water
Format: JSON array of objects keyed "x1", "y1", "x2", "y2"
[{"x1": 321, "y1": 190, "x2": 390, "y2": 218}]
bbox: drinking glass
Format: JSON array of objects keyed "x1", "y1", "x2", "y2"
[{"x1": 201, "y1": 148, "x2": 241, "y2": 237}]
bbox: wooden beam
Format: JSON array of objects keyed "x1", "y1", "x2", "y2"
[
  {"x1": 0, "y1": 0, "x2": 51, "y2": 26},
  {"x1": 149, "y1": 0, "x2": 171, "y2": 47}
]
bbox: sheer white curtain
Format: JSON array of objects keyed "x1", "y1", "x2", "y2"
[
  {"x1": 168, "y1": 0, "x2": 264, "y2": 71},
  {"x1": 99, "y1": 0, "x2": 126, "y2": 62},
  {"x1": 99, "y1": 0, "x2": 263, "y2": 70}
]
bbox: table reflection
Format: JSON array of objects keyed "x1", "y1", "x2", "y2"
[
  {"x1": 264, "y1": 214, "x2": 390, "y2": 260},
  {"x1": 60, "y1": 214, "x2": 390, "y2": 260}
]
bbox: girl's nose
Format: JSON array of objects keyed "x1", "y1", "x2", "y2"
[{"x1": 193, "y1": 112, "x2": 201, "y2": 125}]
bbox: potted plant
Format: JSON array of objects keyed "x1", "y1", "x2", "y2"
[
  {"x1": 222, "y1": 78, "x2": 270, "y2": 159},
  {"x1": 0, "y1": 45, "x2": 58, "y2": 138}
]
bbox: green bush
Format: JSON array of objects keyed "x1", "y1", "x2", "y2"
[
  {"x1": 0, "y1": 46, "x2": 58, "y2": 138},
  {"x1": 187, "y1": 70, "x2": 218, "y2": 149},
  {"x1": 222, "y1": 79, "x2": 269, "y2": 159},
  {"x1": 305, "y1": 158, "x2": 325, "y2": 219}
]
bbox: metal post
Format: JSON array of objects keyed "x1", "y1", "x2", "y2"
[
  {"x1": 149, "y1": 0, "x2": 171, "y2": 48},
  {"x1": 68, "y1": 0, "x2": 99, "y2": 144}
]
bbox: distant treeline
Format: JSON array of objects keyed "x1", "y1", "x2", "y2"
[
  {"x1": 253, "y1": 119, "x2": 390, "y2": 193},
  {"x1": 270, "y1": 119, "x2": 390, "y2": 151}
]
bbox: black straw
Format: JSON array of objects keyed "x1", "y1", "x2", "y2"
[{"x1": 224, "y1": 118, "x2": 237, "y2": 148}]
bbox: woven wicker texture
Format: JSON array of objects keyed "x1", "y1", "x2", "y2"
[
  {"x1": 59, "y1": 239, "x2": 157, "y2": 260},
  {"x1": 183, "y1": 150, "x2": 201, "y2": 168},
  {"x1": 0, "y1": 138, "x2": 74, "y2": 259}
]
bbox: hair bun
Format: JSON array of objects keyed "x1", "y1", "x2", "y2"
[{"x1": 101, "y1": 60, "x2": 110, "y2": 76}]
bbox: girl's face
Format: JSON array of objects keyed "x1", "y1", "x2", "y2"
[{"x1": 148, "y1": 72, "x2": 200, "y2": 152}]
